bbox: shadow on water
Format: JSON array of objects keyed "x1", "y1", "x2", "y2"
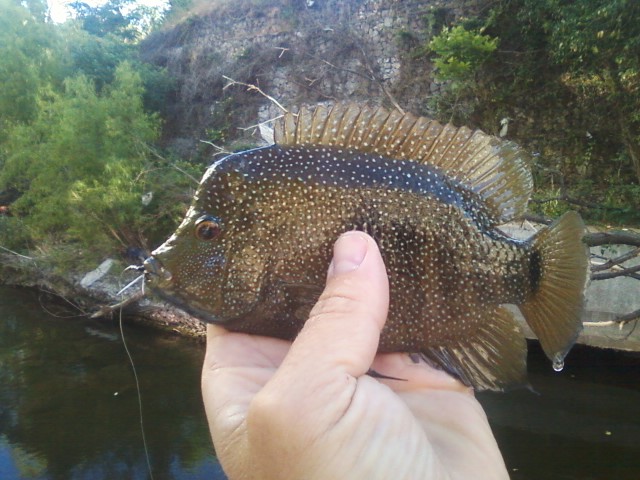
[
  {"x1": 1, "y1": 286, "x2": 639, "y2": 479},
  {"x1": 0, "y1": 286, "x2": 226, "y2": 480}
]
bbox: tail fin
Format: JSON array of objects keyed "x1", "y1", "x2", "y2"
[{"x1": 519, "y1": 211, "x2": 589, "y2": 367}]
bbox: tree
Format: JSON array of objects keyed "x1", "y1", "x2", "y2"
[
  {"x1": 429, "y1": 25, "x2": 498, "y2": 87},
  {"x1": 0, "y1": 0, "x2": 62, "y2": 128},
  {"x1": 547, "y1": 0, "x2": 640, "y2": 182},
  {"x1": 1, "y1": 63, "x2": 159, "y2": 251},
  {"x1": 428, "y1": 0, "x2": 640, "y2": 224},
  {"x1": 69, "y1": 0, "x2": 168, "y2": 41}
]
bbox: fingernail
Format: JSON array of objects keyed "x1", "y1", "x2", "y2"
[{"x1": 329, "y1": 232, "x2": 369, "y2": 277}]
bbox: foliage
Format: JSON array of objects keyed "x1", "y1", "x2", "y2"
[
  {"x1": 0, "y1": 0, "x2": 186, "y2": 260},
  {"x1": 422, "y1": 6, "x2": 455, "y2": 38},
  {"x1": 56, "y1": 24, "x2": 173, "y2": 111},
  {"x1": 428, "y1": 25, "x2": 498, "y2": 86},
  {"x1": 2, "y1": 64, "x2": 148, "y2": 248},
  {"x1": 0, "y1": 217, "x2": 32, "y2": 251},
  {"x1": 428, "y1": 0, "x2": 640, "y2": 225},
  {"x1": 0, "y1": 63, "x2": 194, "y2": 255},
  {"x1": 545, "y1": 0, "x2": 640, "y2": 182},
  {"x1": 62, "y1": 26, "x2": 134, "y2": 91},
  {"x1": 68, "y1": 0, "x2": 168, "y2": 41},
  {"x1": 0, "y1": 0, "x2": 64, "y2": 129}
]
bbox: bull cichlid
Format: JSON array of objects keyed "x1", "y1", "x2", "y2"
[{"x1": 144, "y1": 103, "x2": 589, "y2": 391}]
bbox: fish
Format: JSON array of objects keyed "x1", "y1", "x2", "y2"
[{"x1": 144, "y1": 103, "x2": 589, "y2": 391}]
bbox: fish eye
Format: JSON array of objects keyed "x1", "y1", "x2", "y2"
[{"x1": 194, "y1": 215, "x2": 222, "y2": 241}]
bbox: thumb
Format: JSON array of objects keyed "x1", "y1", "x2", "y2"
[
  {"x1": 244, "y1": 232, "x2": 390, "y2": 479},
  {"x1": 279, "y1": 231, "x2": 389, "y2": 380}
]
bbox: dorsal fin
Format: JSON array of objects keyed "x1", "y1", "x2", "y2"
[{"x1": 274, "y1": 103, "x2": 533, "y2": 223}]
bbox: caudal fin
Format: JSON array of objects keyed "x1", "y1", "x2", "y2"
[{"x1": 519, "y1": 211, "x2": 589, "y2": 367}]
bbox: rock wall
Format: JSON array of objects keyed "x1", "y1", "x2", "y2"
[{"x1": 141, "y1": 0, "x2": 484, "y2": 157}]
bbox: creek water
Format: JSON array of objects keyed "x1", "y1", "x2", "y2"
[
  {"x1": 0, "y1": 286, "x2": 225, "y2": 480},
  {"x1": 0, "y1": 286, "x2": 639, "y2": 480}
]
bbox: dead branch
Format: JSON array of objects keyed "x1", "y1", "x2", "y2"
[
  {"x1": 523, "y1": 214, "x2": 640, "y2": 249},
  {"x1": 0, "y1": 245, "x2": 34, "y2": 260},
  {"x1": 237, "y1": 114, "x2": 285, "y2": 132},
  {"x1": 137, "y1": 142, "x2": 200, "y2": 185},
  {"x1": 583, "y1": 308, "x2": 640, "y2": 327},
  {"x1": 591, "y1": 264, "x2": 640, "y2": 280},
  {"x1": 301, "y1": 46, "x2": 406, "y2": 114},
  {"x1": 199, "y1": 139, "x2": 232, "y2": 157},
  {"x1": 222, "y1": 75, "x2": 289, "y2": 113},
  {"x1": 592, "y1": 247, "x2": 640, "y2": 272},
  {"x1": 523, "y1": 213, "x2": 552, "y2": 225},
  {"x1": 357, "y1": 46, "x2": 405, "y2": 115},
  {"x1": 274, "y1": 46, "x2": 289, "y2": 58},
  {"x1": 585, "y1": 231, "x2": 640, "y2": 247},
  {"x1": 90, "y1": 291, "x2": 146, "y2": 319}
]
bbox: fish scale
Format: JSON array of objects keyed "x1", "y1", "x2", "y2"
[{"x1": 144, "y1": 103, "x2": 589, "y2": 391}]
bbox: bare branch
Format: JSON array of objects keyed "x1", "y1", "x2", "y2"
[
  {"x1": 584, "y1": 308, "x2": 640, "y2": 327},
  {"x1": 522, "y1": 213, "x2": 552, "y2": 225},
  {"x1": 274, "y1": 47, "x2": 289, "y2": 58},
  {"x1": 591, "y1": 263, "x2": 640, "y2": 280},
  {"x1": 591, "y1": 247, "x2": 640, "y2": 272},
  {"x1": 138, "y1": 143, "x2": 200, "y2": 185},
  {"x1": 199, "y1": 139, "x2": 232, "y2": 157},
  {"x1": 237, "y1": 114, "x2": 285, "y2": 132},
  {"x1": 0, "y1": 245, "x2": 33, "y2": 260},
  {"x1": 357, "y1": 46, "x2": 405, "y2": 115},
  {"x1": 91, "y1": 291, "x2": 146, "y2": 318},
  {"x1": 222, "y1": 75, "x2": 289, "y2": 113},
  {"x1": 585, "y1": 231, "x2": 640, "y2": 247}
]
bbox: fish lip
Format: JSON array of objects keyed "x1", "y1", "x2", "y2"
[
  {"x1": 147, "y1": 285, "x2": 224, "y2": 324},
  {"x1": 143, "y1": 256, "x2": 172, "y2": 282},
  {"x1": 143, "y1": 256, "x2": 226, "y2": 324}
]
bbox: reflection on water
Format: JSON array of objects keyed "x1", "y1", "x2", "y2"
[
  {"x1": 1, "y1": 286, "x2": 639, "y2": 479},
  {"x1": 0, "y1": 286, "x2": 226, "y2": 480}
]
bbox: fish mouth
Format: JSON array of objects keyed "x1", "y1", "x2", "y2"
[
  {"x1": 143, "y1": 256, "x2": 222, "y2": 324},
  {"x1": 143, "y1": 256, "x2": 172, "y2": 283},
  {"x1": 147, "y1": 285, "x2": 223, "y2": 324}
]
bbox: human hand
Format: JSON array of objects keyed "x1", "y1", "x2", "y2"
[{"x1": 201, "y1": 231, "x2": 509, "y2": 480}]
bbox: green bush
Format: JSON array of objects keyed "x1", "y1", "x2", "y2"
[
  {"x1": 0, "y1": 62, "x2": 195, "y2": 256},
  {"x1": 428, "y1": 25, "x2": 498, "y2": 85}
]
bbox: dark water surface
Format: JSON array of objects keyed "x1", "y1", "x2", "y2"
[
  {"x1": 1, "y1": 286, "x2": 639, "y2": 479},
  {"x1": 478, "y1": 342, "x2": 640, "y2": 480},
  {"x1": 0, "y1": 286, "x2": 225, "y2": 480}
]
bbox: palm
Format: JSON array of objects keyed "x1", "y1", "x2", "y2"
[{"x1": 203, "y1": 328, "x2": 507, "y2": 480}]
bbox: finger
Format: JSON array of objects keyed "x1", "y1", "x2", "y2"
[
  {"x1": 202, "y1": 325, "x2": 290, "y2": 427},
  {"x1": 280, "y1": 231, "x2": 389, "y2": 380},
  {"x1": 244, "y1": 232, "x2": 390, "y2": 476},
  {"x1": 202, "y1": 326, "x2": 292, "y2": 475},
  {"x1": 204, "y1": 324, "x2": 289, "y2": 370}
]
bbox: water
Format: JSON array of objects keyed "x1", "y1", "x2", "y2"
[
  {"x1": 478, "y1": 343, "x2": 640, "y2": 479},
  {"x1": 0, "y1": 286, "x2": 226, "y2": 480},
  {"x1": 1, "y1": 286, "x2": 639, "y2": 480}
]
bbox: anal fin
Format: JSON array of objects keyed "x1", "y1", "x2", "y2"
[{"x1": 420, "y1": 306, "x2": 528, "y2": 392}]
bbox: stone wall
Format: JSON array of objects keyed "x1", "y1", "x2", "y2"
[{"x1": 141, "y1": 0, "x2": 485, "y2": 157}]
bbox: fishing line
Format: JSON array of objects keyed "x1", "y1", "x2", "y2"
[{"x1": 119, "y1": 306, "x2": 155, "y2": 480}]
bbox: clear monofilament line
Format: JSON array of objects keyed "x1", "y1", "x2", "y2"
[
  {"x1": 119, "y1": 307, "x2": 154, "y2": 480},
  {"x1": 117, "y1": 274, "x2": 145, "y2": 296}
]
